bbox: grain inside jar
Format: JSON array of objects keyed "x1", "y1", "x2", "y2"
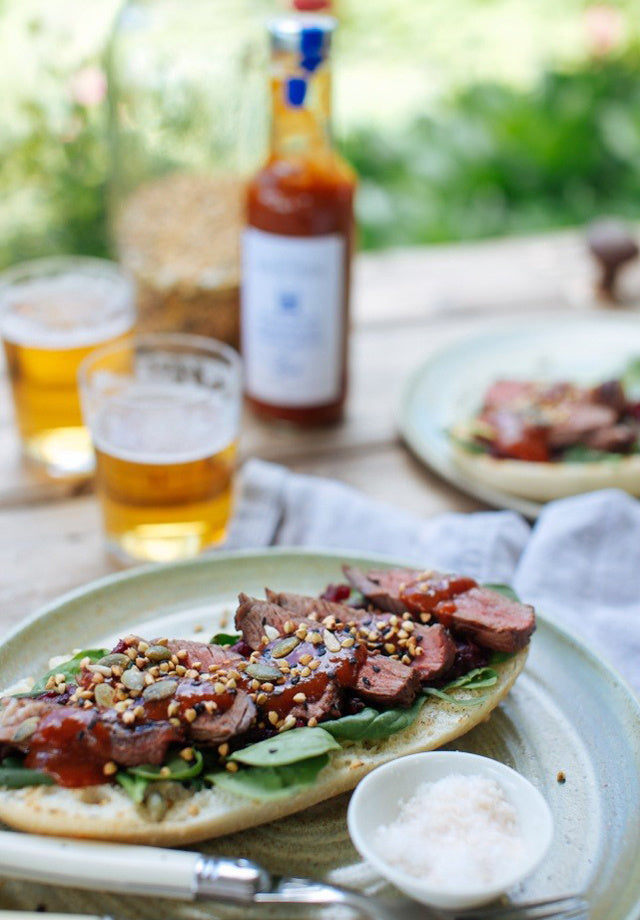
[{"x1": 115, "y1": 173, "x2": 243, "y2": 346}]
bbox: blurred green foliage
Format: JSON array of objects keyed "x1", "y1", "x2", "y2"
[
  {"x1": 2, "y1": 20, "x2": 640, "y2": 265},
  {"x1": 341, "y1": 49, "x2": 640, "y2": 249}
]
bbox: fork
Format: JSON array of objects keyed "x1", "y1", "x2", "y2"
[{"x1": 254, "y1": 878, "x2": 589, "y2": 920}]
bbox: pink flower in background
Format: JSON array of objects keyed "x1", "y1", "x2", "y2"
[
  {"x1": 584, "y1": 4, "x2": 626, "y2": 57},
  {"x1": 69, "y1": 66, "x2": 107, "y2": 107}
]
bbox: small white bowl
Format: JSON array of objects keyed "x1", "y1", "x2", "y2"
[{"x1": 347, "y1": 751, "x2": 553, "y2": 911}]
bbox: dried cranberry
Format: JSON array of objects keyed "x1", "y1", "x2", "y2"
[{"x1": 320, "y1": 583, "x2": 351, "y2": 603}]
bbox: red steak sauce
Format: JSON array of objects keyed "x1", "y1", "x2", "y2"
[
  {"x1": 242, "y1": 635, "x2": 365, "y2": 719},
  {"x1": 400, "y1": 574, "x2": 478, "y2": 617},
  {"x1": 25, "y1": 709, "x2": 111, "y2": 787}
]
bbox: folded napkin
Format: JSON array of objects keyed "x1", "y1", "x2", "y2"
[{"x1": 228, "y1": 459, "x2": 640, "y2": 695}]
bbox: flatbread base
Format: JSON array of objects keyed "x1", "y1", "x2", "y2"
[
  {"x1": 0, "y1": 650, "x2": 527, "y2": 845},
  {"x1": 450, "y1": 442, "x2": 640, "y2": 502}
]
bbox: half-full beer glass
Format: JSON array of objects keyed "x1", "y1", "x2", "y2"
[
  {"x1": 79, "y1": 333, "x2": 242, "y2": 564},
  {"x1": 0, "y1": 257, "x2": 135, "y2": 477}
]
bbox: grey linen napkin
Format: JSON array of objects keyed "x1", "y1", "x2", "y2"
[{"x1": 227, "y1": 459, "x2": 640, "y2": 695}]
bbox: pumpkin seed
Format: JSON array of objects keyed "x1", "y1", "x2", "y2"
[
  {"x1": 12, "y1": 717, "x2": 39, "y2": 743},
  {"x1": 142, "y1": 679, "x2": 178, "y2": 702},
  {"x1": 145, "y1": 790, "x2": 169, "y2": 822},
  {"x1": 121, "y1": 667, "x2": 145, "y2": 691},
  {"x1": 271, "y1": 636, "x2": 300, "y2": 659},
  {"x1": 323, "y1": 630, "x2": 341, "y2": 653},
  {"x1": 263, "y1": 624, "x2": 280, "y2": 642},
  {"x1": 94, "y1": 683, "x2": 116, "y2": 708},
  {"x1": 87, "y1": 664, "x2": 113, "y2": 677},
  {"x1": 97, "y1": 653, "x2": 131, "y2": 669},
  {"x1": 146, "y1": 645, "x2": 172, "y2": 662},
  {"x1": 245, "y1": 662, "x2": 282, "y2": 682}
]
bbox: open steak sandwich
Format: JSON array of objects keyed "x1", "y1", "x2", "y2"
[
  {"x1": 450, "y1": 376, "x2": 640, "y2": 501},
  {"x1": 0, "y1": 566, "x2": 534, "y2": 844}
]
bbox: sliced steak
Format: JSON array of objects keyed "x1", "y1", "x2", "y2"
[
  {"x1": 482, "y1": 380, "x2": 538, "y2": 409},
  {"x1": 101, "y1": 711, "x2": 183, "y2": 765},
  {"x1": 591, "y1": 380, "x2": 627, "y2": 414},
  {"x1": 547, "y1": 403, "x2": 618, "y2": 449},
  {"x1": 285, "y1": 682, "x2": 342, "y2": 724},
  {"x1": 342, "y1": 566, "x2": 419, "y2": 614},
  {"x1": 345, "y1": 566, "x2": 477, "y2": 616},
  {"x1": 235, "y1": 593, "x2": 317, "y2": 649},
  {"x1": 411, "y1": 623, "x2": 457, "y2": 683},
  {"x1": 165, "y1": 639, "x2": 244, "y2": 673},
  {"x1": 435, "y1": 587, "x2": 535, "y2": 653},
  {"x1": 582, "y1": 423, "x2": 637, "y2": 453},
  {"x1": 190, "y1": 691, "x2": 256, "y2": 745},
  {"x1": 351, "y1": 655, "x2": 420, "y2": 708},
  {"x1": 265, "y1": 589, "x2": 356, "y2": 624}
]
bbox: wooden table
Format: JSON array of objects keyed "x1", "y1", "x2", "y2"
[{"x1": 2, "y1": 228, "x2": 638, "y2": 637}]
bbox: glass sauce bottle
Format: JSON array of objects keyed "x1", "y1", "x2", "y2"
[{"x1": 242, "y1": 15, "x2": 356, "y2": 425}]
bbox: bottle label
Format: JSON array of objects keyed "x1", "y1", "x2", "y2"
[{"x1": 242, "y1": 228, "x2": 345, "y2": 406}]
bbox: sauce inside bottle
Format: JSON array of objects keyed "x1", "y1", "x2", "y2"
[{"x1": 243, "y1": 15, "x2": 356, "y2": 426}]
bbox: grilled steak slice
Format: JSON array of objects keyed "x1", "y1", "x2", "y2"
[
  {"x1": 411, "y1": 624, "x2": 457, "y2": 682},
  {"x1": 190, "y1": 691, "x2": 256, "y2": 745},
  {"x1": 436, "y1": 587, "x2": 534, "y2": 653},
  {"x1": 343, "y1": 566, "x2": 420, "y2": 614},
  {"x1": 166, "y1": 639, "x2": 244, "y2": 672},
  {"x1": 100, "y1": 712, "x2": 183, "y2": 765},
  {"x1": 287, "y1": 682, "x2": 343, "y2": 724},
  {"x1": 352, "y1": 656, "x2": 420, "y2": 708},
  {"x1": 236, "y1": 593, "x2": 317, "y2": 649},
  {"x1": 265, "y1": 589, "x2": 356, "y2": 624},
  {"x1": 345, "y1": 567, "x2": 477, "y2": 615},
  {"x1": 582, "y1": 423, "x2": 637, "y2": 453},
  {"x1": 547, "y1": 403, "x2": 618, "y2": 449},
  {"x1": 591, "y1": 380, "x2": 627, "y2": 414}
]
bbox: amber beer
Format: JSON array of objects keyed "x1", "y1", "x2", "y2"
[
  {"x1": 0, "y1": 258, "x2": 135, "y2": 477},
  {"x1": 80, "y1": 335, "x2": 242, "y2": 564}
]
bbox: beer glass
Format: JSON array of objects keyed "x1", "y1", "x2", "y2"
[
  {"x1": 79, "y1": 333, "x2": 242, "y2": 564},
  {"x1": 0, "y1": 257, "x2": 135, "y2": 477}
]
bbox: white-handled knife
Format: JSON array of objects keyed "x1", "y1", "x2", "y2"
[{"x1": 0, "y1": 830, "x2": 269, "y2": 903}]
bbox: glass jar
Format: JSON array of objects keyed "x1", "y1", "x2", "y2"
[{"x1": 107, "y1": 0, "x2": 269, "y2": 346}]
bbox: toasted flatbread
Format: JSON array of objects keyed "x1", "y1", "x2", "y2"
[
  {"x1": 450, "y1": 439, "x2": 640, "y2": 502},
  {"x1": 0, "y1": 649, "x2": 526, "y2": 845}
]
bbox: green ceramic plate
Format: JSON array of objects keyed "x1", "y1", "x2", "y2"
[
  {"x1": 399, "y1": 313, "x2": 640, "y2": 518},
  {"x1": 1, "y1": 548, "x2": 640, "y2": 920}
]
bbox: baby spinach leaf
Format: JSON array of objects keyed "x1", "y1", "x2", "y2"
[
  {"x1": 490, "y1": 650, "x2": 513, "y2": 665},
  {"x1": 17, "y1": 648, "x2": 110, "y2": 697},
  {"x1": 115, "y1": 770, "x2": 149, "y2": 804},
  {"x1": 229, "y1": 727, "x2": 340, "y2": 767},
  {"x1": 210, "y1": 632, "x2": 241, "y2": 647},
  {"x1": 0, "y1": 759, "x2": 54, "y2": 788},
  {"x1": 424, "y1": 687, "x2": 488, "y2": 707},
  {"x1": 206, "y1": 754, "x2": 329, "y2": 801},
  {"x1": 128, "y1": 750, "x2": 204, "y2": 781},
  {"x1": 447, "y1": 431, "x2": 489, "y2": 454},
  {"x1": 444, "y1": 667, "x2": 498, "y2": 690},
  {"x1": 561, "y1": 445, "x2": 624, "y2": 463},
  {"x1": 622, "y1": 357, "x2": 640, "y2": 399},
  {"x1": 322, "y1": 694, "x2": 426, "y2": 742},
  {"x1": 483, "y1": 583, "x2": 520, "y2": 602}
]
